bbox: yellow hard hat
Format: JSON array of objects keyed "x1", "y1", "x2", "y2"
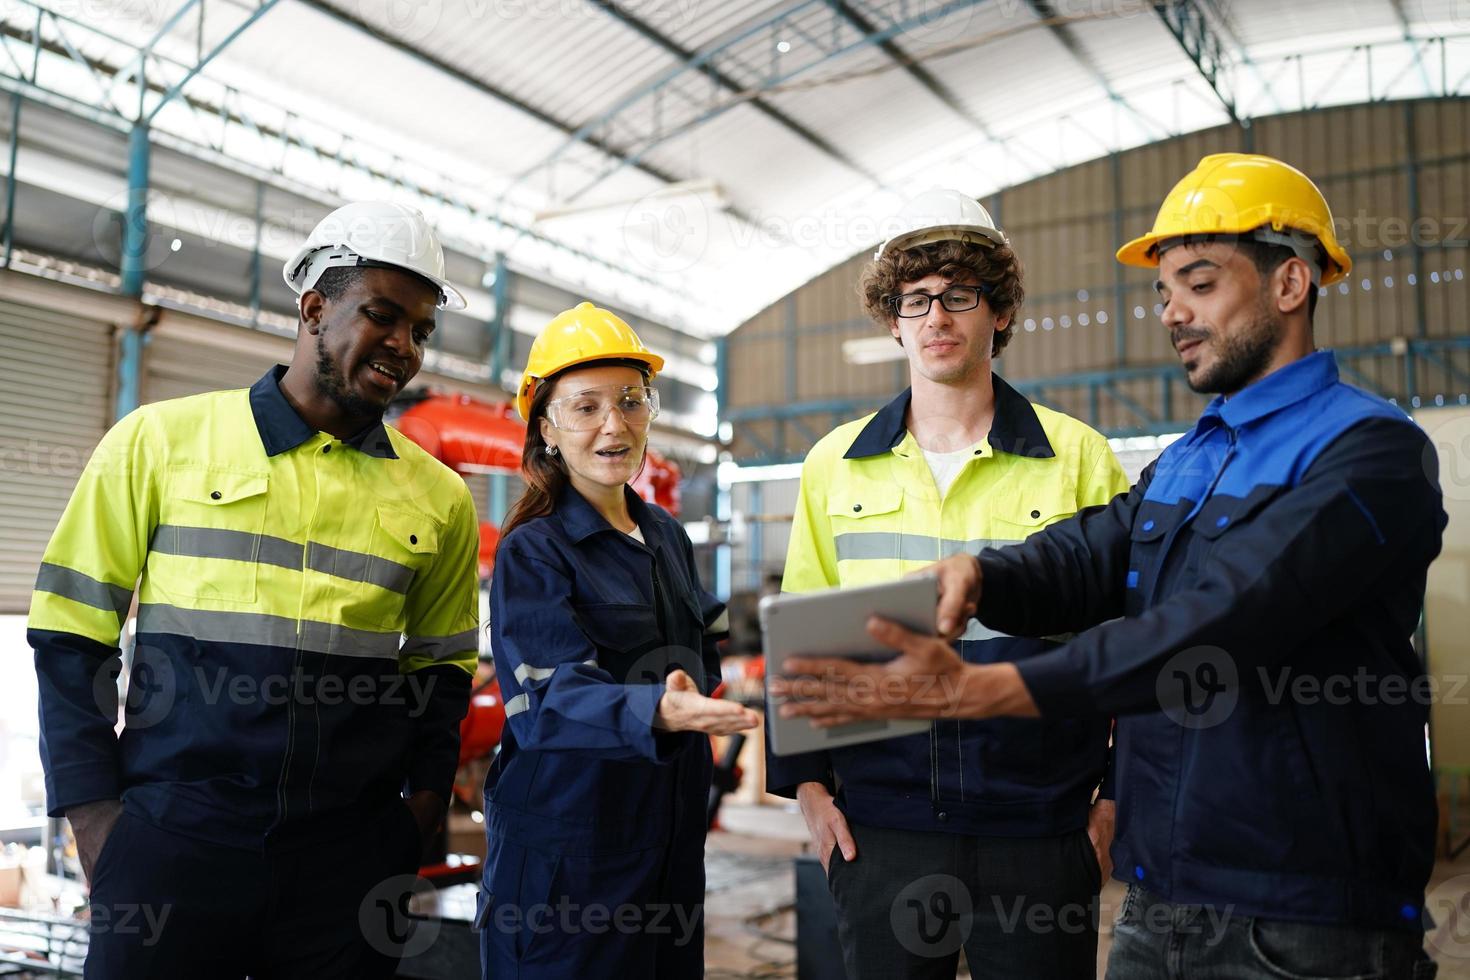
[
  {"x1": 1117, "y1": 153, "x2": 1352, "y2": 286},
  {"x1": 515, "y1": 302, "x2": 664, "y2": 421}
]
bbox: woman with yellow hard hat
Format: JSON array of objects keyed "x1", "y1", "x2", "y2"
[{"x1": 479, "y1": 302, "x2": 758, "y2": 978}]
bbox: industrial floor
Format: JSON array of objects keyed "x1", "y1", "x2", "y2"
[{"x1": 703, "y1": 803, "x2": 1470, "y2": 980}]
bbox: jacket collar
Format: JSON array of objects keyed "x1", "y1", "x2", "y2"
[
  {"x1": 843, "y1": 373, "x2": 1055, "y2": 460},
  {"x1": 555, "y1": 482, "x2": 661, "y2": 549},
  {"x1": 1203, "y1": 350, "x2": 1340, "y2": 432},
  {"x1": 249, "y1": 365, "x2": 398, "y2": 459}
]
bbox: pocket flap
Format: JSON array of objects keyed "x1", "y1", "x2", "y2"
[
  {"x1": 1192, "y1": 491, "x2": 1274, "y2": 540},
  {"x1": 172, "y1": 468, "x2": 269, "y2": 506},
  {"x1": 825, "y1": 482, "x2": 902, "y2": 519},
  {"x1": 1003, "y1": 490, "x2": 1075, "y2": 528},
  {"x1": 576, "y1": 602, "x2": 660, "y2": 653},
  {"x1": 376, "y1": 506, "x2": 439, "y2": 554}
]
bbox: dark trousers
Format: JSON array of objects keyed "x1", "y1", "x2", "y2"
[
  {"x1": 1105, "y1": 884, "x2": 1439, "y2": 980},
  {"x1": 826, "y1": 821, "x2": 1100, "y2": 980},
  {"x1": 477, "y1": 833, "x2": 705, "y2": 980},
  {"x1": 84, "y1": 804, "x2": 424, "y2": 980}
]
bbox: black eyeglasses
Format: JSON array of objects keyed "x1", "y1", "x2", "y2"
[{"x1": 889, "y1": 285, "x2": 988, "y2": 318}]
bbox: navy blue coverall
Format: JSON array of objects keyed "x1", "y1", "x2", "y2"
[
  {"x1": 978, "y1": 351, "x2": 1445, "y2": 931},
  {"x1": 481, "y1": 484, "x2": 724, "y2": 978}
]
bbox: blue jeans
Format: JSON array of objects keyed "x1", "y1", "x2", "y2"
[{"x1": 1106, "y1": 884, "x2": 1438, "y2": 980}]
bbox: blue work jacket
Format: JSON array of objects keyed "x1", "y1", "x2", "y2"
[
  {"x1": 485, "y1": 485, "x2": 724, "y2": 855},
  {"x1": 980, "y1": 352, "x2": 1445, "y2": 931}
]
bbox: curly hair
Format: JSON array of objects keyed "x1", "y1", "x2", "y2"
[{"x1": 858, "y1": 239, "x2": 1025, "y2": 357}]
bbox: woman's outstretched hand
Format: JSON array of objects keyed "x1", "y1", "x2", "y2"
[{"x1": 653, "y1": 669, "x2": 760, "y2": 735}]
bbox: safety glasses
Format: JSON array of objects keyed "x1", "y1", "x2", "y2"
[{"x1": 545, "y1": 384, "x2": 660, "y2": 431}]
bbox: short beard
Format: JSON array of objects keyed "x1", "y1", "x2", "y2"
[
  {"x1": 1184, "y1": 301, "x2": 1283, "y2": 395},
  {"x1": 315, "y1": 330, "x2": 385, "y2": 421}
]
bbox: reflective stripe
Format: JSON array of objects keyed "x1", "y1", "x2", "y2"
[
  {"x1": 150, "y1": 525, "x2": 416, "y2": 593},
  {"x1": 960, "y1": 619, "x2": 1012, "y2": 642},
  {"x1": 514, "y1": 658, "x2": 599, "y2": 684},
  {"x1": 150, "y1": 525, "x2": 304, "y2": 570},
  {"x1": 401, "y1": 629, "x2": 478, "y2": 661},
  {"x1": 833, "y1": 532, "x2": 1019, "y2": 562},
  {"x1": 308, "y1": 541, "x2": 415, "y2": 595},
  {"x1": 515, "y1": 663, "x2": 557, "y2": 684},
  {"x1": 137, "y1": 603, "x2": 401, "y2": 660},
  {"x1": 34, "y1": 563, "x2": 133, "y2": 618},
  {"x1": 706, "y1": 609, "x2": 730, "y2": 634},
  {"x1": 504, "y1": 693, "x2": 530, "y2": 717}
]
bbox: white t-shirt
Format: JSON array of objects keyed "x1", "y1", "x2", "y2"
[
  {"x1": 922, "y1": 443, "x2": 982, "y2": 498},
  {"x1": 626, "y1": 525, "x2": 646, "y2": 544}
]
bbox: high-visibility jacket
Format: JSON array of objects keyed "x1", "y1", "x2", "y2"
[
  {"x1": 29, "y1": 366, "x2": 479, "y2": 850},
  {"x1": 984, "y1": 352, "x2": 1445, "y2": 930},
  {"x1": 766, "y1": 376, "x2": 1131, "y2": 837}
]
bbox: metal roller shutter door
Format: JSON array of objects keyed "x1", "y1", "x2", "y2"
[
  {"x1": 142, "y1": 328, "x2": 288, "y2": 404},
  {"x1": 0, "y1": 299, "x2": 114, "y2": 613}
]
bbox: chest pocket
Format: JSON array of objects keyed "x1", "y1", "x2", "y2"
[
  {"x1": 988, "y1": 480, "x2": 1077, "y2": 542},
  {"x1": 153, "y1": 466, "x2": 271, "y2": 603},
  {"x1": 1124, "y1": 504, "x2": 1183, "y2": 614},
  {"x1": 575, "y1": 603, "x2": 667, "y2": 685},
  {"x1": 350, "y1": 505, "x2": 440, "y2": 630},
  {"x1": 826, "y1": 482, "x2": 905, "y2": 577}
]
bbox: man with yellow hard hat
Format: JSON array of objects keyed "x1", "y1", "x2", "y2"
[{"x1": 774, "y1": 154, "x2": 1446, "y2": 979}]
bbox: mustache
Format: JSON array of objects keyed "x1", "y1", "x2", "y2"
[{"x1": 1170, "y1": 326, "x2": 1210, "y2": 350}]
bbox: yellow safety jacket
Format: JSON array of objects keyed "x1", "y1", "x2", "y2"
[
  {"x1": 29, "y1": 366, "x2": 479, "y2": 850},
  {"x1": 767, "y1": 377, "x2": 1130, "y2": 836}
]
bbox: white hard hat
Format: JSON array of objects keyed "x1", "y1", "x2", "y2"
[
  {"x1": 873, "y1": 188, "x2": 1008, "y2": 260},
  {"x1": 283, "y1": 201, "x2": 467, "y2": 311}
]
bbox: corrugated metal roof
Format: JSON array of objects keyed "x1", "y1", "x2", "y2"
[{"x1": 7, "y1": 0, "x2": 1462, "y2": 333}]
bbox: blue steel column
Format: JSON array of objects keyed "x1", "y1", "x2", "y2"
[
  {"x1": 115, "y1": 124, "x2": 151, "y2": 421},
  {"x1": 2, "y1": 94, "x2": 20, "y2": 269},
  {"x1": 487, "y1": 253, "x2": 511, "y2": 388},
  {"x1": 489, "y1": 474, "x2": 508, "y2": 524}
]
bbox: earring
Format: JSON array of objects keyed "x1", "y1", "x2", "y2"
[{"x1": 545, "y1": 445, "x2": 559, "y2": 457}]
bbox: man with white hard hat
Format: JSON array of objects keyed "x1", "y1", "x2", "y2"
[
  {"x1": 766, "y1": 188, "x2": 1130, "y2": 977},
  {"x1": 30, "y1": 200, "x2": 480, "y2": 978}
]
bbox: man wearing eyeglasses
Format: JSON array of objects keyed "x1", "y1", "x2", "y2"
[{"x1": 765, "y1": 189, "x2": 1130, "y2": 978}]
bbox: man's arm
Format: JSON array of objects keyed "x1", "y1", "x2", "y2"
[
  {"x1": 398, "y1": 487, "x2": 480, "y2": 833},
  {"x1": 30, "y1": 409, "x2": 157, "y2": 817},
  {"x1": 777, "y1": 419, "x2": 1444, "y2": 724},
  {"x1": 29, "y1": 409, "x2": 158, "y2": 880}
]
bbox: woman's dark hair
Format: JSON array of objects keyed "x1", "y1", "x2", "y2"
[{"x1": 498, "y1": 359, "x2": 651, "y2": 544}]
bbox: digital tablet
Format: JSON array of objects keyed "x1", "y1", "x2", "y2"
[{"x1": 762, "y1": 574, "x2": 937, "y2": 757}]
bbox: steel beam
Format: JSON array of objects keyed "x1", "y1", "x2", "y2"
[
  {"x1": 1021, "y1": 0, "x2": 1170, "y2": 142},
  {"x1": 293, "y1": 0, "x2": 689, "y2": 191},
  {"x1": 825, "y1": 0, "x2": 1007, "y2": 154},
  {"x1": 1153, "y1": 0, "x2": 1239, "y2": 123},
  {"x1": 514, "y1": 0, "x2": 988, "y2": 206},
  {"x1": 590, "y1": 0, "x2": 879, "y2": 185}
]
